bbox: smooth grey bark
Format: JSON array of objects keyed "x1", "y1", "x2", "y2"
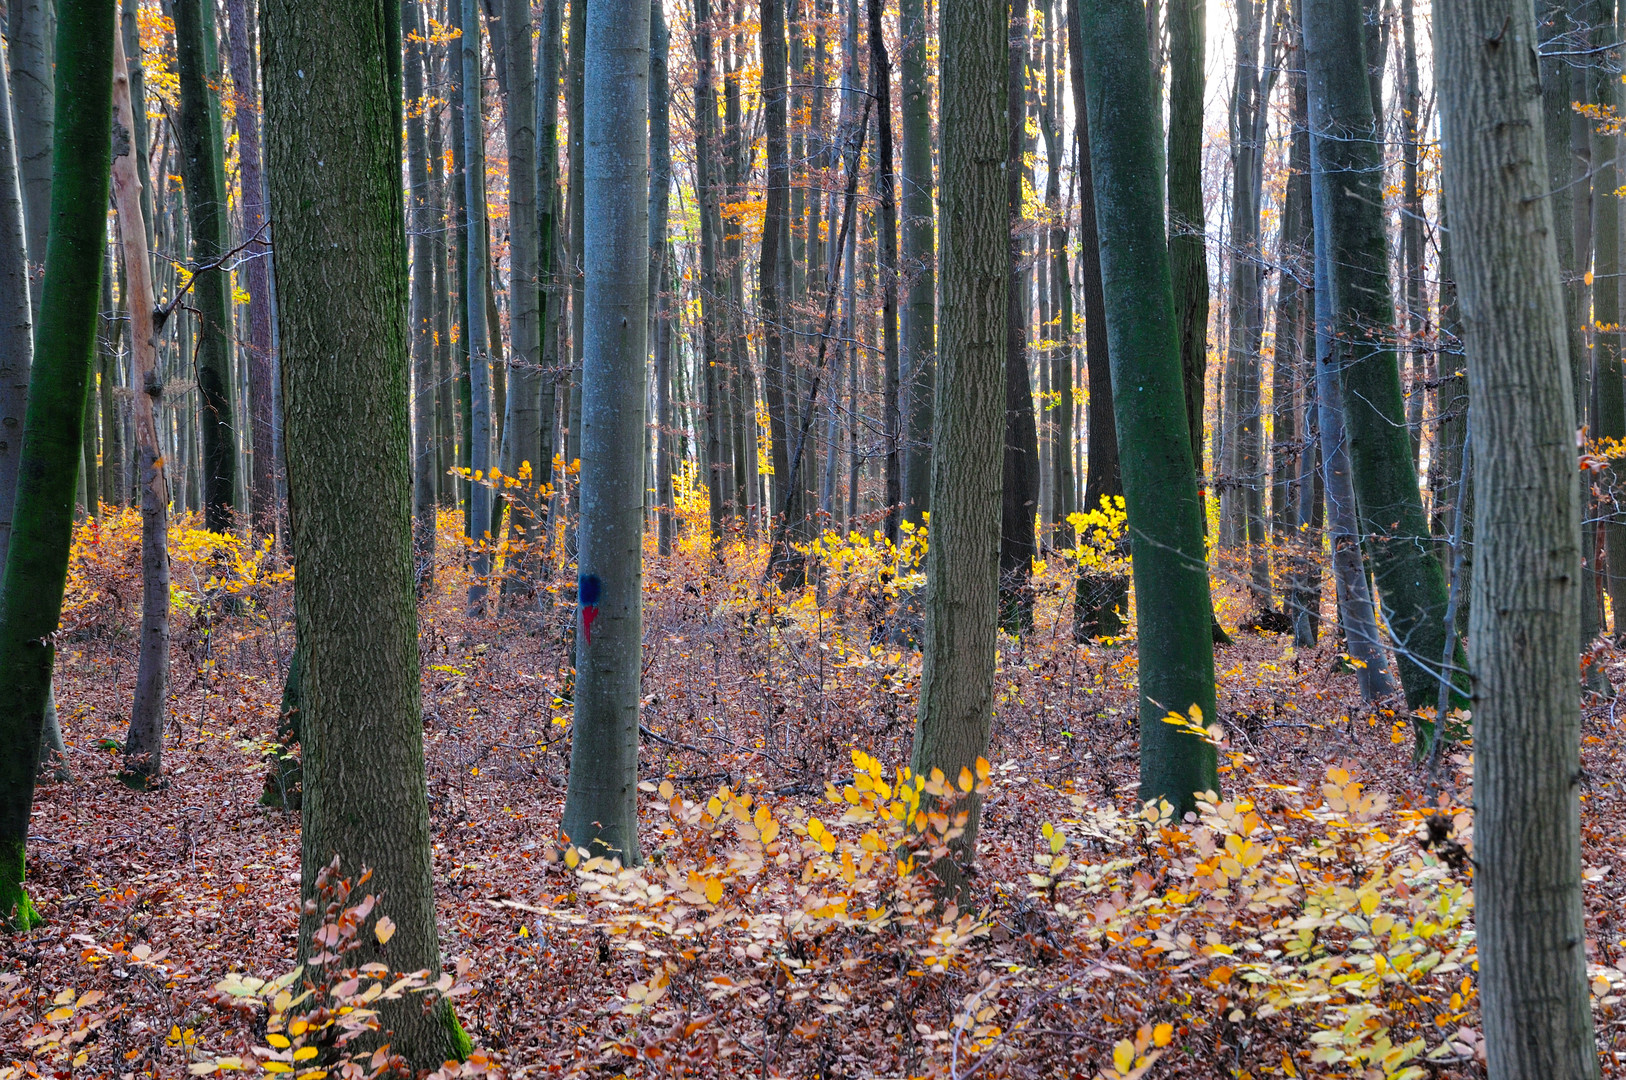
[
  {"x1": 113, "y1": 27, "x2": 170, "y2": 791},
  {"x1": 693, "y1": 0, "x2": 727, "y2": 555},
  {"x1": 120, "y1": 0, "x2": 153, "y2": 252},
  {"x1": 6, "y1": 0, "x2": 51, "y2": 308},
  {"x1": 899, "y1": 0, "x2": 934, "y2": 529},
  {"x1": 650, "y1": 0, "x2": 673, "y2": 555},
  {"x1": 462, "y1": 0, "x2": 494, "y2": 607},
  {"x1": 911, "y1": 0, "x2": 1006, "y2": 894},
  {"x1": 565, "y1": 0, "x2": 584, "y2": 475},
  {"x1": 407, "y1": 0, "x2": 437, "y2": 587},
  {"x1": 262, "y1": 0, "x2": 464, "y2": 1062},
  {"x1": 560, "y1": 0, "x2": 648, "y2": 866},
  {"x1": 0, "y1": 37, "x2": 33, "y2": 577},
  {"x1": 1435, "y1": 3, "x2": 1599, "y2": 1075},
  {"x1": 537, "y1": 0, "x2": 561, "y2": 529},
  {"x1": 499, "y1": 0, "x2": 542, "y2": 595}
]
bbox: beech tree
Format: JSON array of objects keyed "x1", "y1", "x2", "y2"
[
  {"x1": 559, "y1": 0, "x2": 650, "y2": 865},
  {"x1": 899, "y1": 0, "x2": 934, "y2": 528},
  {"x1": 0, "y1": 0, "x2": 114, "y2": 930},
  {"x1": 1435, "y1": 2, "x2": 1599, "y2": 1074},
  {"x1": 263, "y1": 0, "x2": 467, "y2": 1063},
  {"x1": 1079, "y1": 0, "x2": 1218, "y2": 814}
]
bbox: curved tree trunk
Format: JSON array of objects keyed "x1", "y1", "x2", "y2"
[
  {"x1": 559, "y1": 0, "x2": 649, "y2": 866},
  {"x1": 0, "y1": 0, "x2": 114, "y2": 932},
  {"x1": 1435, "y1": 3, "x2": 1599, "y2": 1074},
  {"x1": 263, "y1": 0, "x2": 465, "y2": 1063},
  {"x1": 1079, "y1": 0, "x2": 1219, "y2": 815}
]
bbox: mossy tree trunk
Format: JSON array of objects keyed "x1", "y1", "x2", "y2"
[
  {"x1": 263, "y1": 0, "x2": 464, "y2": 1063},
  {"x1": 1079, "y1": 0, "x2": 1219, "y2": 814},
  {"x1": 0, "y1": 0, "x2": 114, "y2": 931}
]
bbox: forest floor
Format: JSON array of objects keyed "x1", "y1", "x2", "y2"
[{"x1": 6, "y1": 508, "x2": 1626, "y2": 1078}]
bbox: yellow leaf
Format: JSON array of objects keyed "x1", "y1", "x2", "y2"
[
  {"x1": 374, "y1": 915, "x2": 397, "y2": 945},
  {"x1": 1113, "y1": 1038, "x2": 1135, "y2": 1074},
  {"x1": 703, "y1": 876, "x2": 723, "y2": 904},
  {"x1": 564, "y1": 846, "x2": 581, "y2": 869},
  {"x1": 1153, "y1": 1023, "x2": 1173, "y2": 1048},
  {"x1": 266, "y1": 1034, "x2": 291, "y2": 1049},
  {"x1": 975, "y1": 757, "x2": 991, "y2": 781},
  {"x1": 957, "y1": 766, "x2": 974, "y2": 793},
  {"x1": 263, "y1": 1063, "x2": 293, "y2": 1073},
  {"x1": 293, "y1": 1047, "x2": 319, "y2": 1061}
]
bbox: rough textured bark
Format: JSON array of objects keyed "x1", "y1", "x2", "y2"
[
  {"x1": 1434, "y1": 4, "x2": 1599, "y2": 1075},
  {"x1": 407, "y1": 0, "x2": 437, "y2": 587},
  {"x1": 1000, "y1": 0, "x2": 1040, "y2": 632},
  {"x1": 113, "y1": 28, "x2": 170, "y2": 792},
  {"x1": 911, "y1": 0, "x2": 1006, "y2": 892},
  {"x1": 174, "y1": 0, "x2": 238, "y2": 531},
  {"x1": 1079, "y1": 0, "x2": 1219, "y2": 814},
  {"x1": 6, "y1": 0, "x2": 52, "y2": 304},
  {"x1": 899, "y1": 0, "x2": 934, "y2": 529},
  {"x1": 462, "y1": 0, "x2": 495, "y2": 604},
  {"x1": 1302, "y1": 0, "x2": 1462, "y2": 714},
  {"x1": 560, "y1": 0, "x2": 648, "y2": 866},
  {"x1": 262, "y1": 0, "x2": 466, "y2": 1062},
  {"x1": 226, "y1": 0, "x2": 277, "y2": 535},
  {"x1": 0, "y1": 0, "x2": 113, "y2": 932}
]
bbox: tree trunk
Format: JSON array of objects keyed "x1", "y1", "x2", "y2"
[
  {"x1": 1000, "y1": 0, "x2": 1040, "y2": 634},
  {"x1": 0, "y1": 0, "x2": 113, "y2": 932},
  {"x1": 262, "y1": 0, "x2": 466, "y2": 1062},
  {"x1": 113, "y1": 27, "x2": 170, "y2": 792},
  {"x1": 560, "y1": 0, "x2": 649, "y2": 866},
  {"x1": 761, "y1": 0, "x2": 799, "y2": 574},
  {"x1": 1079, "y1": 0, "x2": 1220, "y2": 815},
  {"x1": 1040, "y1": 0, "x2": 1074, "y2": 546},
  {"x1": 911, "y1": 0, "x2": 1006, "y2": 894},
  {"x1": 566, "y1": 0, "x2": 585, "y2": 477},
  {"x1": 1399, "y1": 0, "x2": 1425, "y2": 467},
  {"x1": 226, "y1": 0, "x2": 277, "y2": 535},
  {"x1": 1303, "y1": 0, "x2": 1463, "y2": 717},
  {"x1": 1434, "y1": 3, "x2": 1599, "y2": 1074},
  {"x1": 867, "y1": 0, "x2": 901, "y2": 545},
  {"x1": 175, "y1": 0, "x2": 238, "y2": 532},
  {"x1": 462, "y1": 0, "x2": 495, "y2": 606},
  {"x1": 537, "y1": 0, "x2": 562, "y2": 528},
  {"x1": 693, "y1": 0, "x2": 727, "y2": 556},
  {"x1": 1164, "y1": 0, "x2": 1206, "y2": 478},
  {"x1": 406, "y1": 0, "x2": 437, "y2": 588},
  {"x1": 0, "y1": 36, "x2": 33, "y2": 578},
  {"x1": 6, "y1": 0, "x2": 52, "y2": 308},
  {"x1": 651, "y1": 0, "x2": 674, "y2": 555},
  {"x1": 899, "y1": 0, "x2": 933, "y2": 529}
]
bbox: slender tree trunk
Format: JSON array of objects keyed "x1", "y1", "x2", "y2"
[
  {"x1": 651, "y1": 0, "x2": 674, "y2": 555},
  {"x1": 911, "y1": 0, "x2": 1006, "y2": 894},
  {"x1": 226, "y1": 0, "x2": 276, "y2": 535},
  {"x1": 448, "y1": 18, "x2": 472, "y2": 531},
  {"x1": 1303, "y1": 0, "x2": 1463, "y2": 717},
  {"x1": 175, "y1": 0, "x2": 238, "y2": 531},
  {"x1": 120, "y1": 0, "x2": 153, "y2": 253},
  {"x1": 462, "y1": 0, "x2": 495, "y2": 606},
  {"x1": 7, "y1": 0, "x2": 52, "y2": 308},
  {"x1": 761, "y1": 0, "x2": 798, "y2": 570},
  {"x1": 0, "y1": 37, "x2": 32, "y2": 578},
  {"x1": 113, "y1": 27, "x2": 170, "y2": 791},
  {"x1": 1080, "y1": 0, "x2": 1220, "y2": 815},
  {"x1": 1399, "y1": 0, "x2": 1425, "y2": 467},
  {"x1": 537, "y1": 0, "x2": 562, "y2": 529},
  {"x1": 899, "y1": 0, "x2": 934, "y2": 529},
  {"x1": 868, "y1": 0, "x2": 901, "y2": 545},
  {"x1": 1435, "y1": 4, "x2": 1599, "y2": 1074},
  {"x1": 1040, "y1": 0, "x2": 1075, "y2": 545},
  {"x1": 499, "y1": 0, "x2": 542, "y2": 595},
  {"x1": 693, "y1": 0, "x2": 727, "y2": 555},
  {"x1": 560, "y1": 0, "x2": 649, "y2": 866},
  {"x1": 406, "y1": 0, "x2": 438, "y2": 588},
  {"x1": 566, "y1": 0, "x2": 585, "y2": 476},
  {"x1": 1165, "y1": 0, "x2": 1206, "y2": 480},
  {"x1": 0, "y1": 0, "x2": 113, "y2": 932},
  {"x1": 263, "y1": 0, "x2": 466, "y2": 1062},
  {"x1": 1001, "y1": 0, "x2": 1040, "y2": 633},
  {"x1": 100, "y1": 258, "x2": 126, "y2": 508},
  {"x1": 1600, "y1": 0, "x2": 1626, "y2": 636}
]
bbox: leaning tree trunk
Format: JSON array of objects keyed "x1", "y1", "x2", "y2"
[
  {"x1": 1302, "y1": 0, "x2": 1463, "y2": 721},
  {"x1": 899, "y1": 0, "x2": 934, "y2": 529},
  {"x1": 0, "y1": 0, "x2": 113, "y2": 931},
  {"x1": 910, "y1": 0, "x2": 1007, "y2": 896},
  {"x1": 461, "y1": 0, "x2": 494, "y2": 607},
  {"x1": 559, "y1": 0, "x2": 649, "y2": 866},
  {"x1": 262, "y1": 0, "x2": 467, "y2": 1064},
  {"x1": 1079, "y1": 0, "x2": 1219, "y2": 816},
  {"x1": 225, "y1": 0, "x2": 277, "y2": 535},
  {"x1": 113, "y1": 26, "x2": 170, "y2": 792},
  {"x1": 1435, "y1": 3, "x2": 1600, "y2": 1075},
  {"x1": 174, "y1": 0, "x2": 238, "y2": 531}
]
